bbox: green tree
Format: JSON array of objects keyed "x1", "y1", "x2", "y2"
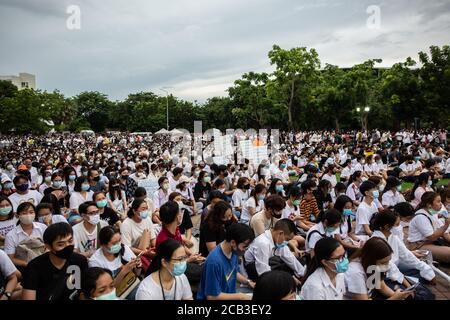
[
  {"x1": 73, "y1": 91, "x2": 112, "y2": 132},
  {"x1": 0, "y1": 80, "x2": 18, "y2": 99}
]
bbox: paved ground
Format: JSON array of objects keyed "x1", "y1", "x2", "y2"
[{"x1": 431, "y1": 264, "x2": 450, "y2": 300}]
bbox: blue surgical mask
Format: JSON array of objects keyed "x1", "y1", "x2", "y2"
[
  {"x1": 81, "y1": 184, "x2": 90, "y2": 191},
  {"x1": 280, "y1": 164, "x2": 287, "y2": 169},
  {"x1": 96, "y1": 200, "x2": 108, "y2": 208},
  {"x1": 396, "y1": 185, "x2": 402, "y2": 192},
  {"x1": 372, "y1": 190, "x2": 380, "y2": 199},
  {"x1": 69, "y1": 175, "x2": 77, "y2": 181},
  {"x1": 52, "y1": 181, "x2": 62, "y2": 188},
  {"x1": 257, "y1": 194, "x2": 265, "y2": 201},
  {"x1": 275, "y1": 240, "x2": 289, "y2": 249},
  {"x1": 170, "y1": 261, "x2": 187, "y2": 277},
  {"x1": 326, "y1": 226, "x2": 337, "y2": 234},
  {"x1": 140, "y1": 211, "x2": 149, "y2": 219},
  {"x1": 343, "y1": 209, "x2": 353, "y2": 217},
  {"x1": 334, "y1": 257, "x2": 349, "y2": 273},
  {"x1": 276, "y1": 185, "x2": 284, "y2": 192},
  {"x1": 429, "y1": 208, "x2": 439, "y2": 215}
]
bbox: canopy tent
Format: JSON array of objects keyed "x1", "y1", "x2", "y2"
[
  {"x1": 155, "y1": 129, "x2": 170, "y2": 134},
  {"x1": 170, "y1": 128, "x2": 184, "y2": 135}
]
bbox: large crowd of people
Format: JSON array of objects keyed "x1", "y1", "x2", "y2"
[{"x1": 0, "y1": 128, "x2": 449, "y2": 301}]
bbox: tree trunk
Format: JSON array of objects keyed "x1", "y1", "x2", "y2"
[
  {"x1": 288, "y1": 78, "x2": 295, "y2": 129},
  {"x1": 335, "y1": 118, "x2": 340, "y2": 131}
]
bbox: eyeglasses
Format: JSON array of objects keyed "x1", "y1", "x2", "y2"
[{"x1": 328, "y1": 254, "x2": 347, "y2": 264}]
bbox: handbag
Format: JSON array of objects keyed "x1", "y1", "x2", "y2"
[
  {"x1": 115, "y1": 269, "x2": 141, "y2": 299},
  {"x1": 15, "y1": 237, "x2": 45, "y2": 263}
]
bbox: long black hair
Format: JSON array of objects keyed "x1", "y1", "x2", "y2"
[
  {"x1": 147, "y1": 238, "x2": 182, "y2": 275},
  {"x1": 303, "y1": 237, "x2": 341, "y2": 282},
  {"x1": 252, "y1": 270, "x2": 296, "y2": 300}
]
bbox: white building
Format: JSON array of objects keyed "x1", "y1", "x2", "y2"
[{"x1": 0, "y1": 73, "x2": 36, "y2": 90}]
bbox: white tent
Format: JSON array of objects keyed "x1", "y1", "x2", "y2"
[
  {"x1": 170, "y1": 128, "x2": 184, "y2": 135},
  {"x1": 155, "y1": 129, "x2": 170, "y2": 134}
]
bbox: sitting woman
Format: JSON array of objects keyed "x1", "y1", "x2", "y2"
[
  {"x1": 80, "y1": 267, "x2": 119, "y2": 300},
  {"x1": 35, "y1": 202, "x2": 68, "y2": 226},
  {"x1": 344, "y1": 237, "x2": 414, "y2": 300},
  {"x1": 407, "y1": 191, "x2": 450, "y2": 264},
  {"x1": 136, "y1": 238, "x2": 193, "y2": 300},
  {"x1": 0, "y1": 196, "x2": 17, "y2": 249},
  {"x1": 93, "y1": 192, "x2": 120, "y2": 229},
  {"x1": 4, "y1": 202, "x2": 47, "y2": 272},
  {"x1": 89, "y1": 226, "x2": 141, "y2": 300},
  {"x1": 120, "y1": 199, "x2": 156, "y2": 259},
  {"x1": 381, "y1": 176, "x2": 406, "y2": 208},
  {"x1": 305, "y1": 209, "x2": 342, "y2": 256},
  {"x1": 168, "y1": 192, "x2": 197, "y2": 253},
  {"x1": 371, "y1": 210, "x2": 436, "y2": 290},
  {"x1": 333, "y1": 195, "x2": 362, "y2": 255},
  {"x1": 300, "y1": 237, "x2": 347, "y2": 300}
]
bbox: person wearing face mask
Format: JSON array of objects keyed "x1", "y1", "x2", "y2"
[
  {"x1": 252, "y1": 164, "x2": 270, "y2": 187},
  {"x1": 381, "y1": 176, "x2": 406, "y2": 208},
  {"x1": 3, "y1": 162, "x2": 16, "y2": 180},
  {"x1": 197, "y1": 223, "x2": 255, "y2": 300},
  {"x1": 244, "y1": 219, "x2": 305, "y2": 284},
  {"x1": 268, "y1": 178, "x2": 286, "y2": 197},
  {"x1": 1, "y1": 177, "x2": 15, "y2": 197},
  {"x1": 407, "y1": 192, "x2": 450, "y2": 264},
  {"x1": 168, "y1": 193, "x2": 197, "y2": 251},
  {"x1": 93, "y1": 192, "x2": 120, "y2": 228},
  {"x1": 73, "y1": 202, "x2": 109, "y2": 259},
  {"x1": 241, "y1": 184, "x2": 266, "y2": 226},
  {"x1": 193, "y1": 171, "x2": 212, "y2": 206},
  {"x1": 4, "y1": 202, "x2": 47, "y2": 271},
  {"x1": 137, "y1": 239, "x2": 193, "y2": 300},
  {"x1": 175, "y1": 176, "x2": 201, "y2": 216},
  {"x1": 0, "y1": 196, "x2": 17, "y2": 248},
  {"x1": 344, "y1": 237, "x2": 415, "y2": 300},
  {"x1": 200, "y1": 200, "x2": 237, "y2": 258},
  {"x1": 38, "y1": 169, "x2": 53, "y2": 195},
  {"x1": 232, "y1": 177, "x2": 251, "y2": 219},
  {"x1": 69, "y1": 177, "x2": 94, "y2": 215},
  {"x1": 21, "y1": 222, "x2": 88, "y2": 300},
  {"x1": 43, "y1": 172, "x2": 68, "y2": 208},
  {"x1": 120, "y1": 199, "x2": 156, "y2": 259},
  {"x1": 80, "y1": 267, "x2": 119, "y2": 300},
  {"x1": 355, "y1": 181, "x2": 380, "y2": 240},
  {"x1": 87, "y1": 169, "x2": 106, "y2": 193},
  {"x1": 130, "y1": 163, "x2": 148, "y2": 183},
  {"x1": 107, "y1": 177, "x2": 127, "y2": 216},
  {"x1": 62, "y1": 168, "x2": 77, "y2": 195},
  {"x1": 333, "y1": 196, "x2": 361, "y2": 254},
  {"x1": 410, "y1": 172, "x2": 433, "y2": 209},
  {"x1": 305, "y1": 209, "x2": 342, "y2": 255},
  {"x1": 153, "y1": 176, "x2": 172, "y2": 211},
  {"x1": 399, "y1": 155, "x2": 422, "y2": 182},
  {"x1": 300, "y1": 237, "x2": 347, "y2": 300},
  {"x1": 8, "y1": 175, "x2": 43, "y2": 212},
  {"x1": 345, "y1": 171, "x2": 363, "y2": 206},
  {"x1": 35, "y1": 203, "x2": 68, "y2": 226},
  {"x1": 88, "y1": 227, "x2": 141, "y2": 299},
  {"x1": 119, "y1": 168, "x2": 138, "y2": 201},
  {"x1": 371, "y1": 211, "x2": 436, "y2": 292},
  {"x1": 252, "y1": 270, "x2": 297, "y2": 300},
  {"x1": 250, "y1": 195, "x2": 285, "y2": 237},
  {"x1": 299, "y1": 180, "x2": 320, "y2": 232},
  {"x1": 314, "y1": 180, "x2": 333, "y2": 213}
]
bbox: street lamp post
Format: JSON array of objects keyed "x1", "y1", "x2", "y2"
[
  {"x1": 159, "y1": 88, "x2": 170, "y2": 131},
  {"x1": 356, "y1": 106, "x2": 371, "y2": 131}
]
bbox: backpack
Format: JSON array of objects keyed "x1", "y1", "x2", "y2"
[{"x1": 15, "y1": 237, "x2": 45, "y2": 263}]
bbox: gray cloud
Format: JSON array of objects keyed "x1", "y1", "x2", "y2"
[{"x1": 0, "y1": 0, "x2": 449, "y2": 102}]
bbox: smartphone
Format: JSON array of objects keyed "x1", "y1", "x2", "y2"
[{"x1": 404, "y1": 282, "x2": 419, "y2": 292}]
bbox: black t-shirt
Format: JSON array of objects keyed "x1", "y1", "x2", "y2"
[
  {"x1": 199, "y1": 220, "x2": 225, "y2": 258},
  {"x1": 100, "y1": 207, "x2": 119, "y2": 226},
  {"x1": 193, "y1": 182, "x2": 211, "y2": 202},
  {"x1": 22, "y1": 252, "x2": 88, "y2": 300},
  {"x1": 178, "y1": 208, "x2": 193, "y2": 235}
]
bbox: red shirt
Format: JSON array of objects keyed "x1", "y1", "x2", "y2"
[{"x1": 155, "y1": 226, "x2": 182, "y2": 249}]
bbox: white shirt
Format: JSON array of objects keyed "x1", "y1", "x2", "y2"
[
  {"x1": 371, "y1": 231, "x2": 434, "y2": 281},
  {"x1": 8, "y1": 190, "x2": 43, "y2": 212},
  {"x1": 408, "y1": 209, "x2": 448, "y2": 243},
  {"x1": 136, "y1": 273, "x2": 192, "y2": 300},
  {"x1": 346, "y1": 183, "x2": 361, "y2": 202},
  {"x1": 241, "y1": 197, "x2": 264, "y2": 222},
  {"x1": 130, "y1": 172, "x2": 148, "y2": 183},
  {"x1": 4, "y1": 222, "x2": 47, "y2": 255},
  {"x1": 322, "y1": 174, "x2": 337, "y2": 188},
  {"x1": 153, "y1": 189, "x2": 171, "y2": 210},
  {"x1": 0, "y1": 217, "x2": 18, "y2": 238},
  {"x1": 244, "y1": 230, "x2": 305, "y2": 277},
  {"x1": 381, "y1": 190, "x2": 406, "y2": 207},
  {"x1": 300, "y1": 267, "x2": 345, "y2": 300},
  {"x1": 0, "y1": 248, "x2": 17, "y2": 278},
  {"x1": 305, "y1": 222, "x2": 338, "y2": 252},
  {"x1": 120, "y1": 217, "x2": 156, "y2": 248},
  {"x1": 69, "y1": 191, "x2": 94, "y2": 210},
  {"x1": 355, "y1": 201, "x2": 378, "y2": 236},
  {"x1": 340, "y1": 166, "x2": 354, "y2": 180},
  {"x1": 73, "y1": 220, "x2": 108, "y2": 253},
  {"x1": 89, "y1": 245, "x2": 136, "y2": 276},
  {"x1": 232, "y1": 189, "x2": 250, "y2": 210},
  {"x1": 344, "y1": 260, "x2": 369, "y2": 295}
]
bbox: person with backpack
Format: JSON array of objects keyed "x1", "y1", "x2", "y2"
[
  {"x1": 407, "y1": 191, "x2": 450, "y2": 263},
  {"x1": 305, "y1": 209, "x2": 342, "y2": 256}
]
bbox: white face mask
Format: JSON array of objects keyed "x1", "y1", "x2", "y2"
[
  {"x1": 88, "y1": 214, "x2": 100, "y2": 225},
  {"x1": 19, "y1": 214, "x2": 35, "y2": 225},
  {"x1": 377, "y1": 264, "x2": 390, "y2": 273}
]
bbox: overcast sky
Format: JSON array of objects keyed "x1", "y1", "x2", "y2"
[{"x1": 1, "y1": 0, "x2": 449, "y2": 102}]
